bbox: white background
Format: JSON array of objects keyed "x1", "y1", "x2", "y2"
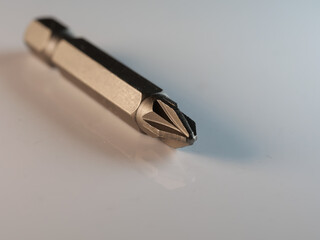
[{"x1": 0, "y1": 1, "x2": 319, "y2": 239}]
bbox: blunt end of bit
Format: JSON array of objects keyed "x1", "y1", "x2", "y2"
[{"x1": 136, "y1": 94, "x2": 197, "y2": 148}]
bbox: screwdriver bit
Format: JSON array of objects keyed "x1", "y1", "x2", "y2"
[{"x1": 24, "y1": 17, "x2": 197, "y2": 148}]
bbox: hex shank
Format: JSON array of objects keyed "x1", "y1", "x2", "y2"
[
  {"x1": 24, "y1": 18, "x2": 197, "y2": 148},
  {"x1": 25, "y1": 19, "x2": 162, "y2": 128}
]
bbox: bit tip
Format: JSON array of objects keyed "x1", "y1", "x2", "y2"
[{"x1": 136, "y1": 94, "x2": 197, "y2": 148}]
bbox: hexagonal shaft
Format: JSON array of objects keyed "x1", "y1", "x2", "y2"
[{"x1": 24, "y1": 17, "x2": 196, "y2": 148}]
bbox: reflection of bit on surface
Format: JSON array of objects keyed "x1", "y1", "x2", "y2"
[{"x1": 24, "y1": 17, "x2": 197, "y2": 148}]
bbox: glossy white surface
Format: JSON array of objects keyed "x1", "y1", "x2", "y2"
[{"x1": 0, "y1": 1, "x2": 319, "y2": 239}]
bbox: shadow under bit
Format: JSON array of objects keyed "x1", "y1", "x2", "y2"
[{"x1": 0, "y1": 50, "x2": 258, "y2": 164}]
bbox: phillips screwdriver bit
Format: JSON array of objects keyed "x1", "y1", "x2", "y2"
[{"x1": 24, "y1": 17, "x2": 197, "y2": 148}]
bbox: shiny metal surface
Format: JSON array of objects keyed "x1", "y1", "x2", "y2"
[{"x1": 24, "y1": 18, "x2": 196, "y2": 148}]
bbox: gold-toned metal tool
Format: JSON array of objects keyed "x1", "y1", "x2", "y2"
[{"x1": 24, "y1": 17, "x2": 197, "y2": 148}]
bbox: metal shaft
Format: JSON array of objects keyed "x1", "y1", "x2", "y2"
[{"x1": 24, "y1": 18, "x2": 196, "y2": 148}]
